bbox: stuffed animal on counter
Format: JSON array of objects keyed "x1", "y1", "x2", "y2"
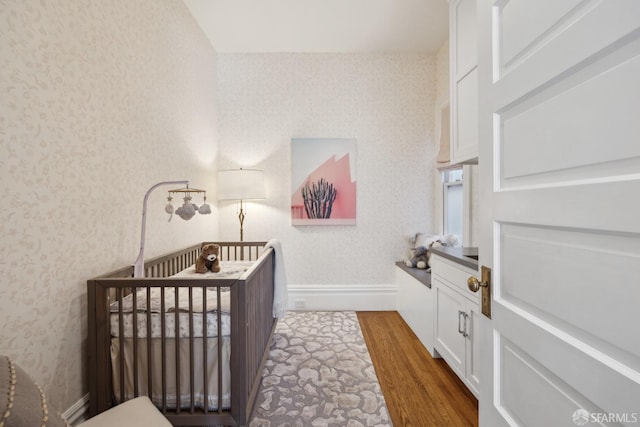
[
  {"x1": 405, "y1": 245, "x2": 430, "y2": 269},
  {"x1": 195, "y1": 243, "x2": 221, "y2": 273},
  {"x1": 402, "y1": 232, "x2": 427, "y2": 269},
  {"x1": 402, "y1": 231, "x2": 452, "y2": 269}
]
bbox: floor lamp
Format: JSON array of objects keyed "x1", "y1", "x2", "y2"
[{"x1": 217, "y1": 168, "x2": 266, "y2": 241}]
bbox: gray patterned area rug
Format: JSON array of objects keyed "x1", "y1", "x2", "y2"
[{"x1": 249, "y1": 311, "x2": 392, "y2": 427}]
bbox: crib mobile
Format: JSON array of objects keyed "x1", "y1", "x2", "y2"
[
  {"x1": 133, "y1": 180, "x2": 211, "y2": 278},
  {"x1": 164, "y1": 185, "x2": 212, "y2": 221}
]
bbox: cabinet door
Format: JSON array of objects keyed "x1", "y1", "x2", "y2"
[
  {"x1": 450, "y1": 0, "x2": 479, "y2": 164},
  {"x1": 434, "y1": 277, "x2": 466, "y2": 379},
  {"x1": 465, "y1": 300, "x2": 480, "y2": 397},
  {"x1": 396, "y1": 267, "x2": 436, "y2": 356}
]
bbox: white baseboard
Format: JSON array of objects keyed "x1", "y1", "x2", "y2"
[
  {"x1": 287, "y1": 283, "x2": 397, "y2": 311},
  {"x1": 62, "y1": 393, "x2": 89, "y2": 426}
]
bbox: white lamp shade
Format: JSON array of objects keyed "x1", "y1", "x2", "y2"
[{"x1": 217, "y1": 169, "x2": 266, "y2": 201}]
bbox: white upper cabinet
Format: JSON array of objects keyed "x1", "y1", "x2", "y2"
[{"x1": 450, "y1": 0, "x2": 479, "y2": 165}]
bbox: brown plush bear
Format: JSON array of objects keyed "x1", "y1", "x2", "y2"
[{"x1": 195, "y1": 243, "x2": 221, "y2": 273}]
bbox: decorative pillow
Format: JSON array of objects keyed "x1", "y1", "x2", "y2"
[{"x1": 0, "y1": 355, "x2": 69, "y2": 427}]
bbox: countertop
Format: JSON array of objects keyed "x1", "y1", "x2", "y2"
[
  {"x1": 395, "y1": 261, "x2": 431, "y2": 288},
  {"x1": 429, "y1": 246, "x2": 479, "y2": 270}
]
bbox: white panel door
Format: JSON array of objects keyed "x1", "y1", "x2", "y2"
[{"x1": 478, "y1": 1, "x2": 640, "y2": 426}]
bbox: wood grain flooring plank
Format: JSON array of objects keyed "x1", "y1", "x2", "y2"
[{"x1": 357, "y1": 311, "x2": 478, "y2": 427}]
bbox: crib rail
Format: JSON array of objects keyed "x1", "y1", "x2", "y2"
[{"x1": 87, "y1": 242, "x2": 275, "y2": 426}]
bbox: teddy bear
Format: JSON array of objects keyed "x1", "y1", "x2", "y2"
[{"x1": 195, "y1": 243, "x2": 221, "y2": 273}]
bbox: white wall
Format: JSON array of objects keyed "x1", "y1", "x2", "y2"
[
  {"x1": 216, "y1": 53, "x2": 437, "y2": 308},
  {"x1": 0, "y1": 0, "x2": 218, "y2": 411}
]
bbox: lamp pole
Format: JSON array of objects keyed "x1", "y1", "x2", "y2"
[{"x1": 238, "y1": 199, "x2": 246, "y2": 242}]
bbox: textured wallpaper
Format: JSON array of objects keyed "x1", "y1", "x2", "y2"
[
  {"x1": 216, "y1": 53, "x2": 437, "y2": 285},
  {"x1": 436, "y1": 40, "x2": 450, "y2": 111},
  {"x1": 0, "y1": 0, "x2": 218, "y2": 411}
]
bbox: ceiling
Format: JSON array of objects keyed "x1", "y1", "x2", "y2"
[{"x1": 182, "y1": 0, "x2": 449, "y2": 54}]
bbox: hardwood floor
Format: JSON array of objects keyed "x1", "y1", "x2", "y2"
[{"x1": 357, "y1": 311, "x2": 478, "y2": 427}]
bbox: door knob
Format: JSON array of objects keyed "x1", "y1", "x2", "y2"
[
  {"x1": 468, "y1": 266, "x2": 492, "y2": 319},
  {"x1": 467, "y1": 276, "x2": 487, "y2": 293}
]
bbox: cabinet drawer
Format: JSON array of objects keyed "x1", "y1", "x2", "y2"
[
  {"x1": 431, "y1": 256, "x2": 467, "y2": 284},
  {"x1": 430, "y1": 255, "x2": 480, "y2": 303}
]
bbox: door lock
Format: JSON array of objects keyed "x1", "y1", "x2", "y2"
[{"x1": 467, "y1": 266, "x2": 492, "y2": 318}]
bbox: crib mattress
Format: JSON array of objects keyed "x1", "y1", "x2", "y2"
[{"x1": 109, "y1": 261, "x2": 253, "y2": 338}]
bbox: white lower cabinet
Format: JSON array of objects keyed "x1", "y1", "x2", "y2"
[
  {"x1": 396, "y1": 266, "x2": 436, "y2": 357},
  {"x1": 431, "y1": 255, "x2": 480, "y2": 398}
]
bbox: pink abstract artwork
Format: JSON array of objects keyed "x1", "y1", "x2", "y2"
[{"x1": 291, "y1": 138, "x2": 357, "y2": 225}]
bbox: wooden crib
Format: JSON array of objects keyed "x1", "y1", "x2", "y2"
[{"x1": 87, "y1": 242, "x2": 276, "y2": 426}]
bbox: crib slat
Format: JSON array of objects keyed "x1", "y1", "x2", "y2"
[
  {"x1": 249, "y1": 282, "x2": 256, "y2": 385},
  {"x1": 117, "y1": 288, "x2": 125, "y2": 404},
  {"x1": 146, "y1": 287, "x2": 153, "y2": 401},
  {"x1": 188, "y1": 287, "x2": 195, "y2": 413},
  {"x1": 161, "y1": 287, "x2": 167, "y2": 413},
  {"x1": 175, "y1": 287, "x2": 181, "y2": 414},
  {"x1": 132, "y1": 287, "x2": 139, "y2": 397},
  {"x1": 202, "y1": 287, "x2": 208, "y2": 414},
  {"x1": 217, "y1": 286, "x2": 223, "y2": 413}
]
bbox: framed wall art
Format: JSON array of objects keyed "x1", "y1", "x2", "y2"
[{"x1": 291, "y1": 138, "x2": 357, "y2": 225}]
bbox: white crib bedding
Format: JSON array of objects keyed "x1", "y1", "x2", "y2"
[
  {"x1": 111, "y1": 336, "x2": 232, "y2": 410},
  {"x1": 172, "y1": 260, "x2": 254, "y2": 280},
  {"x1": 109, "y1": 261, "x2": 254, "y2": 338}
]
